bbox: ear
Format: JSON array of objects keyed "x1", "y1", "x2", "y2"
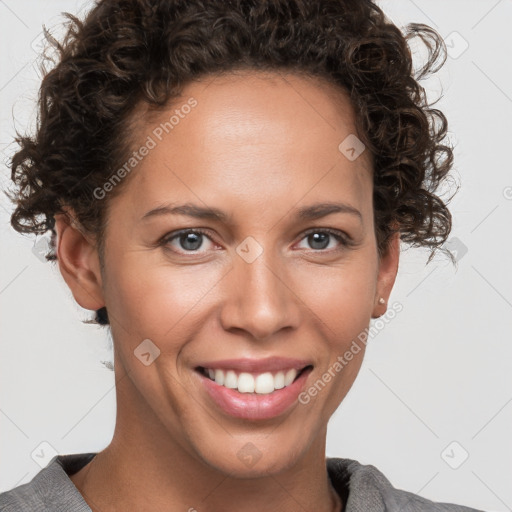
[
  {"x1": 371, "y1": 230, "x2": 400, "y2": 319},
  {"x1": 54, "y1": 208, "x2": 105, "y2": 312}
]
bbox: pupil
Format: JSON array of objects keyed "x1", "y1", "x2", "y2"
[
  {"x1": 309, "y1": 232, "x2": 329, "y2": 250},
  {"x1": 181, "y1": 233, "x2": 202, "y2": 251}
]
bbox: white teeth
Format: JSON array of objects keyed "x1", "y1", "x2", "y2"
[
  {"x1": 214, "y1": 369, "x2": 224, "y2": 386},
  {"x1": 224, "y1": 370, "x2": 238, "y2": 389},
  {"x1": 284, "y1": 369, "x2": 297, "y2": 386},
  {"x1": 205, "y1": 367, "x2": 305, "y2": 394},
  {"x1": 274, "y1": 371, "x2": 285, "y2": 389},
  {"x1": 237, "y1": 373, "x2": 255, "y2": 393},
  {"x1": 255, "y1": 372, "x2": 274, "y2": 394}
]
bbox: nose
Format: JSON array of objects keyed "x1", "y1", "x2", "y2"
[{"x1": 219, "y1": 248, "x2": 301, "y2": 341}]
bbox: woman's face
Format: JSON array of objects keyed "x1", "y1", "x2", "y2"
[{"x1": 59, "y1": 70, "x2": 398, "y2": 476}]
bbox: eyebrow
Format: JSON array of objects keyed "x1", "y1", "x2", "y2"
[{"x1": 140, "y1": 201, "x2": 362, "y2": 223}]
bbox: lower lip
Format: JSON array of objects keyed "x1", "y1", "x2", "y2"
[{"x1": 197, "y1": 368, "x2": 313, "y2": 420}]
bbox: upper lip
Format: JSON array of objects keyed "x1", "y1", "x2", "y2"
[{"x1": 196, "y1": 357, "x2": 313, "y2": 373}]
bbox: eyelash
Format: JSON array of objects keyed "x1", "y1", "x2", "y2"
[{"x1": 158, "y1": 227, "x2": 353, "y2": 256}]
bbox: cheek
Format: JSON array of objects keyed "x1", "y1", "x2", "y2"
[
  {"x1": 104, "y1": 254, "x2": 223, "y2": 341},
  {"x1": 104, "y1": 243, "x2": 376, "y2": 349},
  {"x1": 292, "y1": 257, "x2": 375, "y2": 410},
  {"x1": 294, "y1": 258, "x2": 376, "y2": 340}
]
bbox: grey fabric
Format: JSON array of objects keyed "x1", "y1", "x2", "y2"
[
  {"x1": 0, "y1": 454, "x2": 94, "y2": 512},
  {"x1": 326, "y1": 458, "x2": 485, "y2": 512},
  {"x1": 0, "y1": 453, "x2": 485, "y2": 511}
]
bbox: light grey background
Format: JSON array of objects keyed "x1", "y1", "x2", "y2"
[{"x1": 1, "y1": 1, "x2": 511, "y2": 510}]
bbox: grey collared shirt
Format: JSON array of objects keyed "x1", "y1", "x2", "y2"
[{"x1": 0, "y1": 453, "x2": 485, "y2": 511}]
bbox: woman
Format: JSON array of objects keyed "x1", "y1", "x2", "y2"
[{"x1": 1, "y1": 0, "x2": 483, "y2": 510}]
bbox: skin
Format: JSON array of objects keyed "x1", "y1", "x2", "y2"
[{"x1": 55, "y1": 70, "x2": 399, "y2": 512}]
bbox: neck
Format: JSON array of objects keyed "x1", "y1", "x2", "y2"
[{"x1": 70, "y1": 369, "x2": 342, "y2": 512}]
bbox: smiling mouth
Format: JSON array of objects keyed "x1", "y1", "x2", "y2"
[{"x1": 195, "y1": 365, "x2": 313, "y2": 395}]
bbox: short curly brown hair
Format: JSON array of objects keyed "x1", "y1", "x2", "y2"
[{"x1": 6, "y1": 0, "x2": 457, "y2": 327}]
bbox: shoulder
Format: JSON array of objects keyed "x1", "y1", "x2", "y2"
[
  {"x1": 327, "y1": 457, "x2": 485, "y2": 512},
  {"x1": 0, "y1": 453, "x2": 95, "y2": 512}
]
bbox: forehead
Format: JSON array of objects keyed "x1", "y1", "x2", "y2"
[{"x1": 116, "y1": 70, "x2": 373, "y2": 224}]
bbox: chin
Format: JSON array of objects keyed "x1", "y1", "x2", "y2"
[
  {"x1": 190, "y1": 430, "x2": 311, "y2": 479},
  {"x1": 207, "y1": 449, "x2": 302, "y2": 479}
]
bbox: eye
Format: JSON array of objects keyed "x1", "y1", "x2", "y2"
[
  {"x1": 159, "y1": 228, "x2": 217, "y2": 255},
  {"x1": 295, "y1": 228, "x2": 351, "y2": 252}
]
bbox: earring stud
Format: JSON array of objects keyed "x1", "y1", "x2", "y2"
[{"x1": 378, "y1": 297, "x2": 385, "y2": 305}]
